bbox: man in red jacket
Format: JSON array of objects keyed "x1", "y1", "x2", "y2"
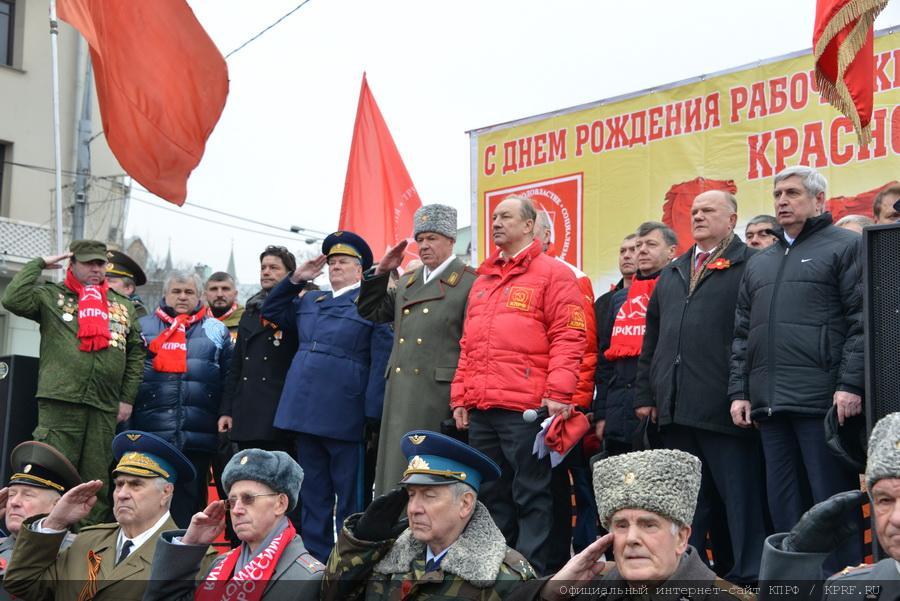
[{"x1": 451, "y1": 194, "x2": 586, "y2": 574}]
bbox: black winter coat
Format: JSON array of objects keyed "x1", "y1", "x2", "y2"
[
  {"x1": 220, "y1": 293, "x2": 299, "y2": 443},
  {"x1": 635, "y1": 237, "x2": 755, "y2": 436},
  {"x1": 728, "y1": 212, "x2": 864, "y2": 420}
]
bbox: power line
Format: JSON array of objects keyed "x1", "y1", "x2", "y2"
[{"x1": 225, "y1": 0, "x2": 313, "y2": 59}]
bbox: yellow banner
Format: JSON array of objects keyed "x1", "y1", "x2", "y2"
[{"x1": 471, "y1": 30, "x2": 900, "y2": 292}]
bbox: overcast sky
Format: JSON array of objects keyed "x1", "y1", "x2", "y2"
[{"x1": 123, "y1": 1, "x2": 900, "y2": 284}]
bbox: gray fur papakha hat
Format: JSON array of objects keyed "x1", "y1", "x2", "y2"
[
  {"x1": 222, "y1": 449, "x2": 303, "y2": 512},
  {"x1": 866, "y1": 412, "x2": 900, "y2": 490},
  {"x1": 593, "y1": 449, "x2": 702, "y2": 528},
  {"x1": 413, "y1": 204, "x2": 457, "y2": 239}
]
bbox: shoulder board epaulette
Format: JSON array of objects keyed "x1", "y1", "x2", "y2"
[
  {"x1": 502, "y1": 548, "x2": 536, "y2": 579},
  {"x1": 78, "y1": 522, "x2": 120, "y2": 532},
  {"x1": 315, "y1": 294, "x2": 327, "y2": 303},
  {"x1": 833, "y1": 563, "x2": 874, "y2": 578},
  {"x1": 296, "y1": 552, "x2": 325, "y2": 573}
]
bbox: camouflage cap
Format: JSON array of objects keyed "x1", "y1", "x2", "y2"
[
  {"x1": 866, "y1": 412, "x2": 900, "y2": 490},
  {"x1": 593, "y1": 449, "x2": 702, "y2": 528},
  {"x1": 69, "y1": 239, "x2": 108, "y2": 263}
]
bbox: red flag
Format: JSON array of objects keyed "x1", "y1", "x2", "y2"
[
  {"x1": 813, "y1": 0, "x2": 888, "y2": 146},
  {"x1": 57, "y1": 0, "x2": 228, "y2": 205},
  {"x1": 340, "y1": 74, "x2": 421, "y2": 265}
]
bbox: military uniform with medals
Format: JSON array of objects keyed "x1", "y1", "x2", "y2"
[{"x1": 0, "y1": 240, "x2": 145, "y2": 525}]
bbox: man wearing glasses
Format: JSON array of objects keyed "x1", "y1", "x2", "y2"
[{"x1": 144, "y1": 448, "x2": 324, "y2": 601}]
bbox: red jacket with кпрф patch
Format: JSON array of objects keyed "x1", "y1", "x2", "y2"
[{"x1": 451, "y1": 239, "x2": 587, "y2": 413}]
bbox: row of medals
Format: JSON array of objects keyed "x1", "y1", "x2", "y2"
[{"x1": 58, "y1": 293, "x2": 129, "y2": 348}]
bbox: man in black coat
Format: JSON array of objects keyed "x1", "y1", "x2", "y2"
[
  {"x1": 729, "y1": 165, "x2": 864, "y2": 573},
  {"x1": 219, "y1": 246, "x2": 299, "y2": 453},
  {"x1": 635, "y1": 190, "x2": 767, "y2": 585}
]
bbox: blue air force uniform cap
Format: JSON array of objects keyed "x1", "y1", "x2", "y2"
[
  {"x1": 112, "y1": 431, "x2": 196, "y2": 484},
  {"x1": 6, "y1": 441, "x2": 82, "y2": 493},
  {"x1": 399, "y1": 430, "x2": 501, "y2": 492},
  {"x1": 322, "y1": 231, "x2": 374, "y2": 271}
]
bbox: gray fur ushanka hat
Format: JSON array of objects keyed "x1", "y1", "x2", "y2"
[
  {"x1": 413, "y1": 204, "x2": 457, "y2": 240},
  {"x1": 866, "y1": 412, "x2": 900, "y2": 490},
  {"x1": 222, "y1": 449, "x2": 303, "y2": 512},
  {"x1": 593, "y1": 449, "x2": 702, "y2": 528}
]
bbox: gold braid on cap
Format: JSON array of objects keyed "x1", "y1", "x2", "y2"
[
  {"x1": 10, "y1": 473, "x2": 64, "y2": 492},
  {"x1": 115, "y1": 452, "x2": 170, "y2": 479}
]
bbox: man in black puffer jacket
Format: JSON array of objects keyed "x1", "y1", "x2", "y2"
[{"x1": 728, "y1": 165, "x2": 864, "y2": 574}]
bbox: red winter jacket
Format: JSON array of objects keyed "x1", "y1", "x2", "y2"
[
  {"x1": 556, "y1": 258, "x2": 597, "y2": 408},
  {"x1": 451, "y1": 240, "x2": 587, "y2": 412}
]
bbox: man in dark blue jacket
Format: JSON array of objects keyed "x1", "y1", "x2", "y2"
[
  {"x1": 729, "y1": 165, "x2": 864, "y2": 573},
  {"x1": 262, "y1": 231, "x2": 392, "y2": 563},
  {"x1": 132, "y1": 270, "x2": 233, "y2": 527}
]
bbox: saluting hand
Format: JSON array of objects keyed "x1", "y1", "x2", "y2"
[
  {"x1": 290, "y1": 255, "x2": 327, "y2": 284},
  {"x1": 0, "y1": 487, "x2": 8, "y2": 522},
  {"x1": 43, "y1": 480, "x2": 103, "y2": 531},
  {"x1": 41, "y1": 252, "x2": 72, "y2": 269},
  {"x1": 544, "y1": 533, "x2": 614, "y2": 600},
  {"x1": 374, "y1": 240, "x2": 409, "y2": 275},
  {"x1": 181, "y1": 500, "x2": 227, "y2": 546}
]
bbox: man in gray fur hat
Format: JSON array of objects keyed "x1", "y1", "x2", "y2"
[
  {"x1": 358, "y1": 204, "x2": 478, "y2": 496},
  {"x1": 509, "y1": 449, "x2": 753, "y2": 600},
  {"x1": 144, "y1": 448, "x2": 324, "y2": 601},
  {"x1": 757, "y1": 411, "x2": 900, "y2": 599}
]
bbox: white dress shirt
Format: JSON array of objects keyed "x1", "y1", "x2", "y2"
[
  {"x1": 331, "y1": 281, "x2": 361, "y2": 298},
  {"x1": 422, "y1": 255, "x2": 456, "y2": 284}
]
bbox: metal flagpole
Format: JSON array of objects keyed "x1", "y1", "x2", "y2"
[{"x1": 49, "y1": 0, "x2": 65, "y2": 257}]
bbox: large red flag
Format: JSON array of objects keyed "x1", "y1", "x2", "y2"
[
  {"x1": 57, "y1": 0, "x2": 228, "y2": 205},
  {"x1": 813, "y1": 0, "x2": 888, "y2": 146},
  {"x1": 340, "y1": 74, "x2": 421, "y2": 265}
]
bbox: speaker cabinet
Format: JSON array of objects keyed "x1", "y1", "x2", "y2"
[{"x1": 0, "y1": 355, "x2": 39, "y2": 484}]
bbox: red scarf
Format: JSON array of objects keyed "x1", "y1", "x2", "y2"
[
  {"x1": 148, "y1": 306, "x2": 207, "y2": 373},
  {"x1": 64, "y1": 269, "x2": 111, "y2": 352},
  {"x1": 603, "y1": 277, "x2": 659, "y2": 361},
  {"x1": 195, "y1": 521, "x2": 295, "y2": 601}
]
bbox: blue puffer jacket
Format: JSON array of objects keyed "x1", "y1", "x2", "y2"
[{"x1": 132, "y1": 304, "x2": 233, "y2": 453}]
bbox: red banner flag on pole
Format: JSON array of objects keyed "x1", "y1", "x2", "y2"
[
  {"x1": 340, "y1": 74, "x2": 422, "y2": 266},
  {"x1": 813, "y1": 0, "x2": 888, "y2": 146},
  {"x1": 57, "y1": 0, "x2": 228, "y2": 205}
]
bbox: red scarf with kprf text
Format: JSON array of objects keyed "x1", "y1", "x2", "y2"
[
  {"x1": 195, "y1": 521, "x2": 295, "y2": 601},
  {"x1": 148, "y1": 306, "x2": 207, "y2": 373},
  {"x1": 64, "y1": 268, "x2": 111, "y2": 352},
  {"x1": 603, "y1": 277, "x2": 659, "y2": 361}
]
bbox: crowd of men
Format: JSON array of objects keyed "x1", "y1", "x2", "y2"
[{"x1": 0, "y1": 165, "x2": 898, "y2": 599}]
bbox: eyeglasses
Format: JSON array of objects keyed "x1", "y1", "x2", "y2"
[
  {"x1": 224, "y1": 492, "x2": 280, "y2": 511},
  {"x1": 265, "y1": 245, "x2": 290, "y2": 253}
]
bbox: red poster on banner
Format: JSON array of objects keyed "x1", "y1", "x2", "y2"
[{"x1": 483, "y1": 174, "x2": 583, "y2": 268}]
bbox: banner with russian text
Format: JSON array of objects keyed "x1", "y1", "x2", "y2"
[{"x1": 470, "y1": 28, "x2": 900, "y2": 294}]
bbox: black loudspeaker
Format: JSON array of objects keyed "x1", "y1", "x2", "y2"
[{"x1": 0, "y1": 355, "x2": 39, "y2": 484}]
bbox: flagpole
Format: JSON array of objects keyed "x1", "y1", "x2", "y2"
[{"x1": 49, "y1": 0, "x2": 65, "y2": 257}]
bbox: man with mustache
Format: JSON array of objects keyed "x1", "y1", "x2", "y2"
[
  {"x1": 509, "y1": 450, "x2": 752, "y2": 601},
  {"x1": 0, "y1": 441, "x2": 82, "y2": 600},
  {"x1": 3, "y1": 430, "x2": 195, "y2": 601},
  {"x1": 322, "y1": 430, "x2": 535, "y2": 600}
]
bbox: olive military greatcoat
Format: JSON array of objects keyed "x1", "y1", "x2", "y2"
[{"x1": 356, "y1": 257, "x2": 477, "y2": 494}]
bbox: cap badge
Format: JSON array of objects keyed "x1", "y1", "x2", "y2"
[
  {"x1": 240, "y1": 456, "x2": 249, "y2": 465},
  {"x1": 420, "y1": 215, "x2": 428, "y2": 222},
  {"x1": 23, "y1": 464, "x2": 32, "y2": 474},
  {"x1": 408, "y1": 434, "x2": 426, "y2": 445},
  {"x1": 623, "y1": 472, "x2": 636, "y2": 485},
  {"x1": 409, "y1": 456, "x2": 430, "y2": 470},
  {"x1": 126, "y1": 433, "x2": 141, "y2": 442},
  {"x1": 106, "y1": 263, "x2": 115, "y2": 271},
  {"x1": 895, "y1": 440, "x2": 900, "y2": 450},
  {"x1": 334, "y1": 231, "x2": 343, "y2": 237}
]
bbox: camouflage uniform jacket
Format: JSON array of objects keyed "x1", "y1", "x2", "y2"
[
  {"x1": 0, "y1": 258, "x2": 145, "y2": 411},
  {"x1": 322, "y1": 501, "x2": 535, "y2": 601}
]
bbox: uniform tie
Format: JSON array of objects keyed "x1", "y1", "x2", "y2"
[
  {"x1": 117, "y1": 540, "x2": 133, "y2": 565},
  {"x1": 425, "y1": 556, "x2": 442, "y2": 572}
]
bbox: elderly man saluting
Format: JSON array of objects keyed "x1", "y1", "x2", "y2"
[
  {"x1": 3, "y1": 431, "x2": 195, "y2": 601},
  {"x1": 322, "y1": 430, "x2": 535, "y2": 600},
  {"x1": 0, "y1": 441, "x2": 82, "y2": 598},
  {"x1": 144, "y1": 448, "x2": 324, "y2": 601},
  {"x1": 510, "y1": 449, "x2": 754, "y2": 601}
]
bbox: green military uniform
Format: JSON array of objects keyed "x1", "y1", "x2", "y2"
[
  {"x1": 322, "y1": 505, "x2": 533, "y2": 601},
  {"x1": 357, "y1": 257, "x2": 477, "y2": 495},
  {"x1": 4, "y1": 515, "x2": 178, "y2": 601},
  {"x1": 0, "y1": 247, "x2": 145, "y2": 525}
]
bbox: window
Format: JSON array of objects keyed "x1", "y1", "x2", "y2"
[{"x1": 0, "y1": 0, "x2": 12, "y2": 67}]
